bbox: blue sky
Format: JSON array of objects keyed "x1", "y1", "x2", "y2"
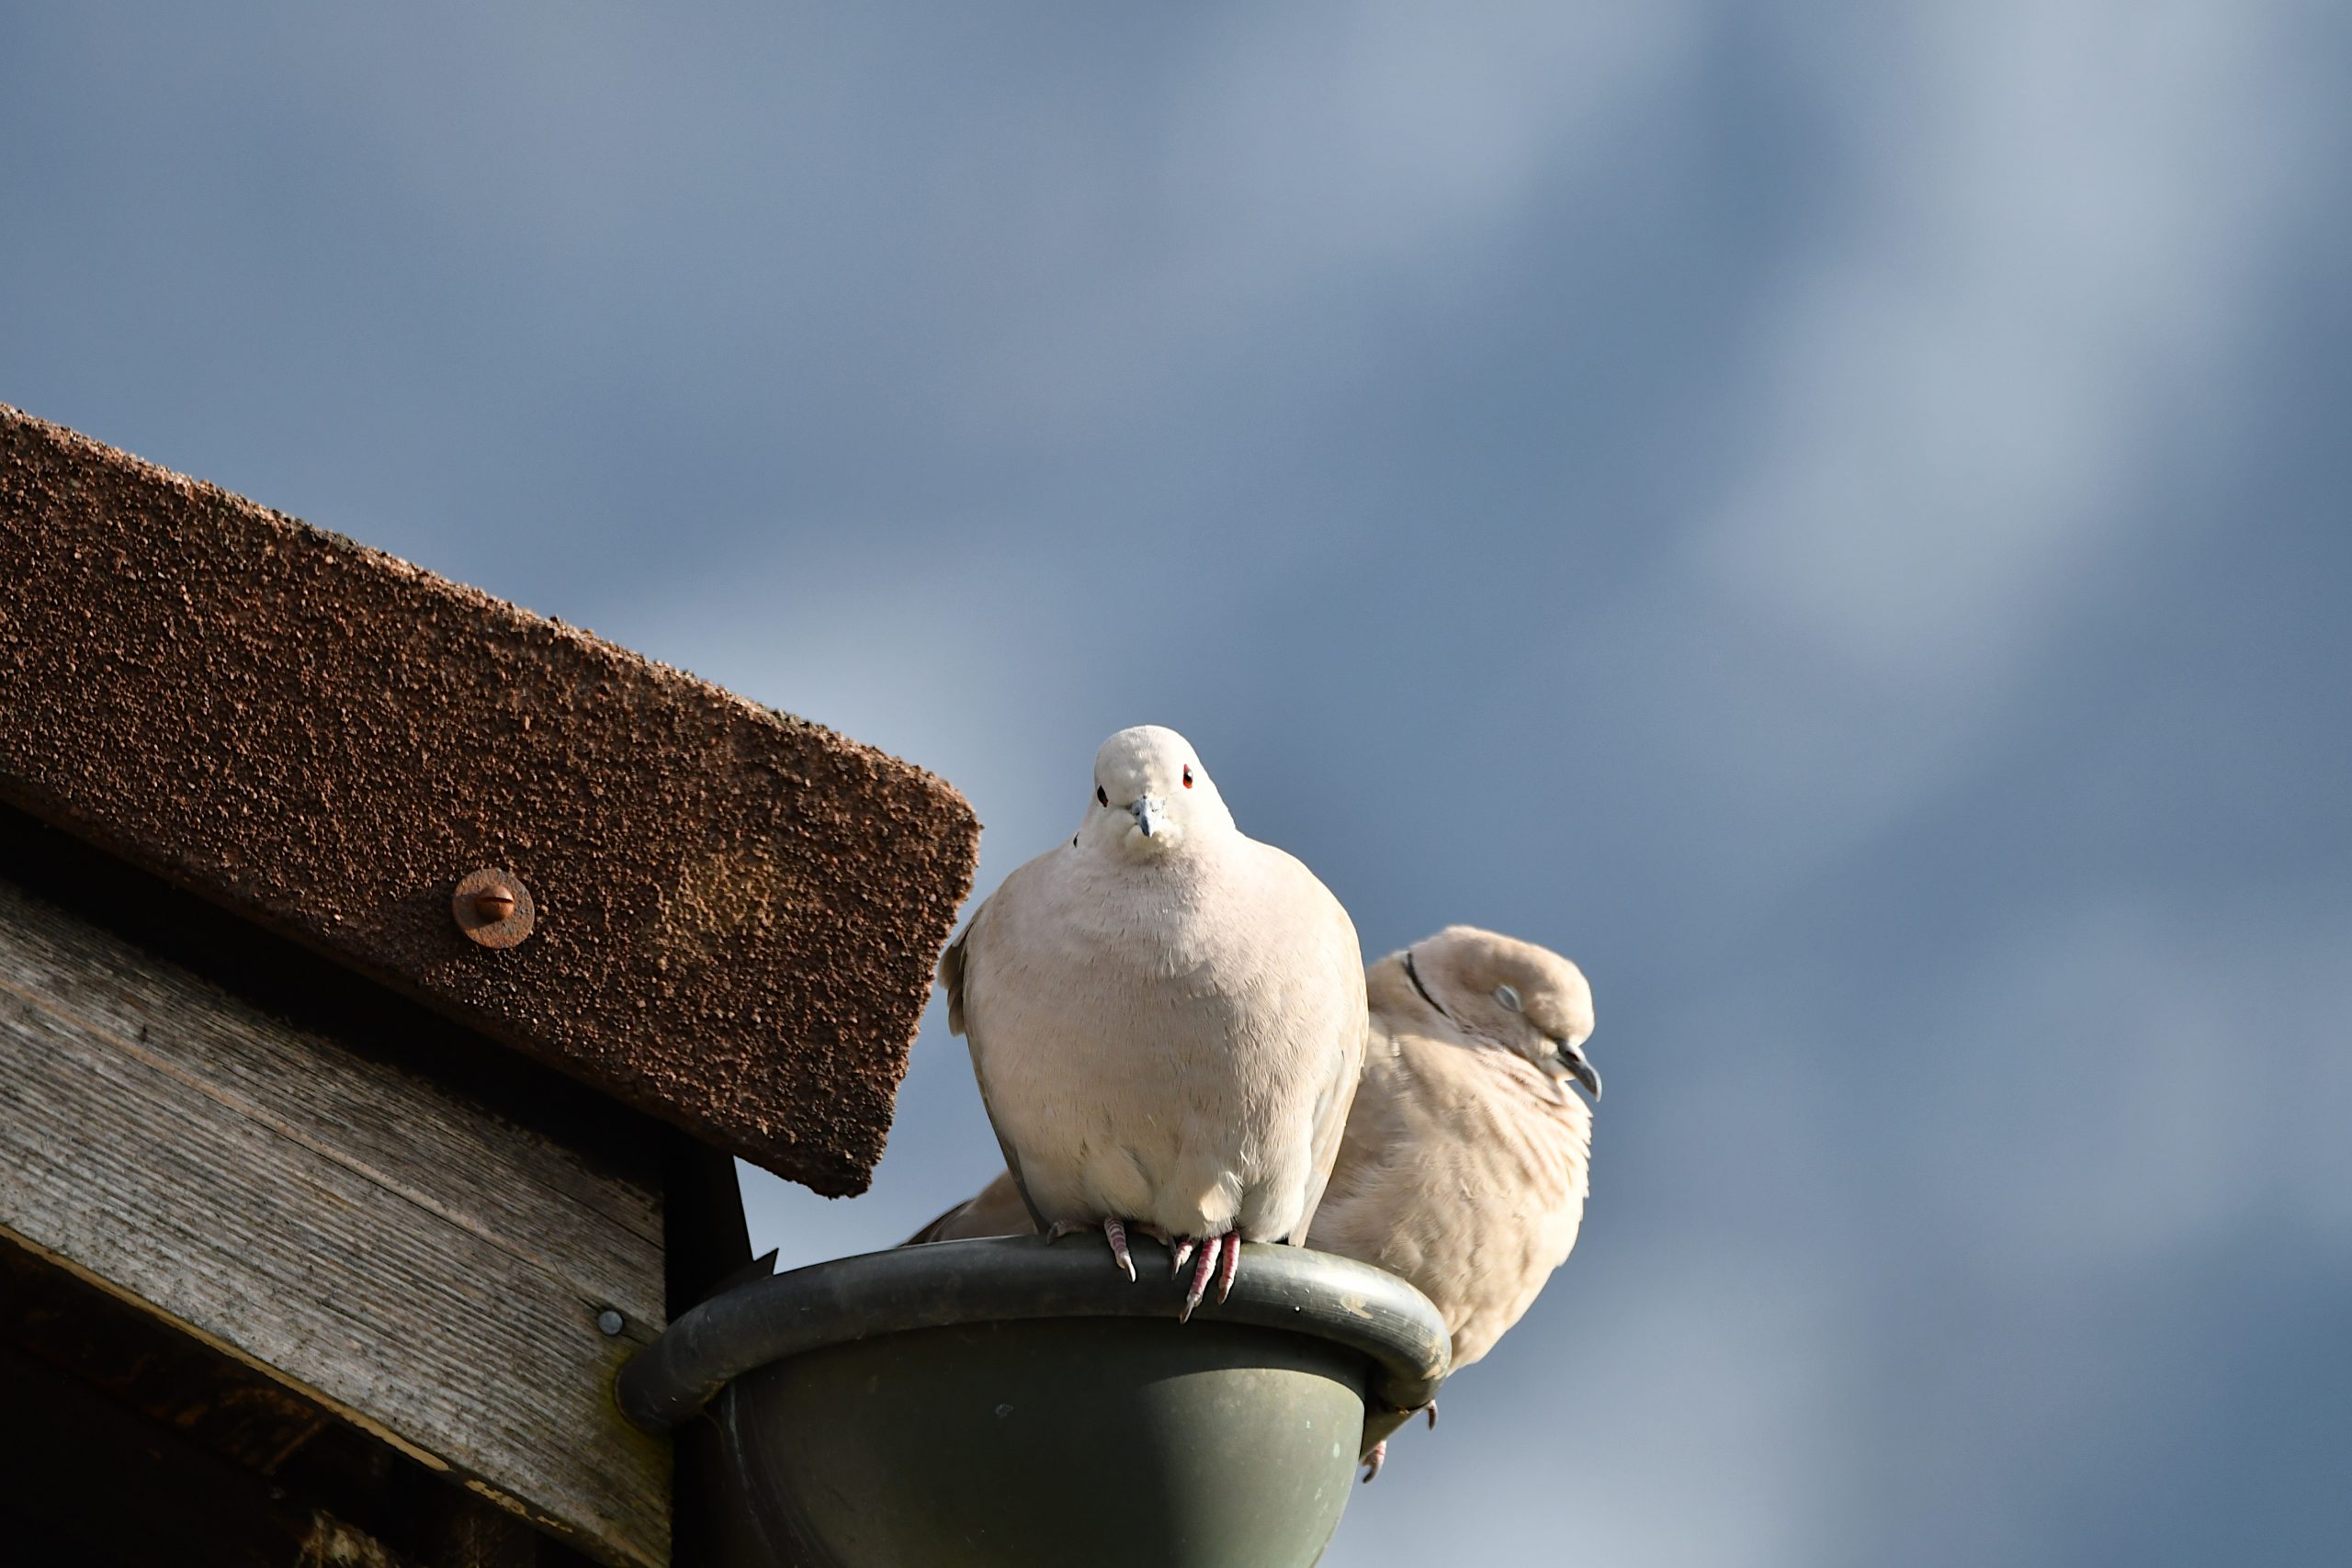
[{"x1": 7, "y1": 6, "x2": 2348, "y2": 1562}]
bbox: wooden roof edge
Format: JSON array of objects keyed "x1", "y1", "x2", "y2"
[{"x1": 0, "y1": 403, "x2": 980, "y2": 1194}]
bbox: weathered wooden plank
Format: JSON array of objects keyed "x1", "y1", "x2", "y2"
[
  {"x1": 0, "y1": 884, "x2": 664, "y2": 1314},
  {"x1": 0, "y1": 874, "x2": 671, "y2": 1568}
]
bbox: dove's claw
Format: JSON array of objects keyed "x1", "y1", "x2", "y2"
[
  {"x1": 1102, "y1": 1217, "x2": 1137, "y2": 1281},
  {"x1": 1360, "y1": 1440, "x2": 1388, "y2": 1483},
  {"x1": 1424, "y1": 1399, "x2": 1439, "y2": 1430},
  {"x1": 1170, "y1": 1237, "x2": 1196, "y2": 1277},
  {"x1": 1216, "y1": 1233, "x2": 1241, "y2": 1303},
  {"x1": 1046, "y1": 1216, "x2": 1137, "y2": 1280},
  {"x1": 1178, "y1": 1233, "x2": 1227, "y2": 1322}
]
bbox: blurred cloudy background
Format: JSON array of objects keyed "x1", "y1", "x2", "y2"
[{"x1": 8, "y1": 4, "x2": 2349, "y2": 1562}]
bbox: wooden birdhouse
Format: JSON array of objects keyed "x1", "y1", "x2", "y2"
[{"x1": 0, "y1": 406, "x2": 979, "y2": 1566}]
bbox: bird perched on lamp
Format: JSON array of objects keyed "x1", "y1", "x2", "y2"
[
  {"x1": 1312, "y1": 925, "x2": 1597, "y2": 1477},
  {"x1": 936, "y1": 725, "x2": 1367, "y2": 1320}
]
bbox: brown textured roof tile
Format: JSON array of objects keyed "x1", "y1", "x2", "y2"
[{"x1": 0, "y1": 405, "x2": 978, "y2": 1195}]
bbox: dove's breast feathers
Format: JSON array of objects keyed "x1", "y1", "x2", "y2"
[
  {"x1": 949, "y1": 832, "x2": 1366, "y2": 1246},
  {"x1": 1312, "y1": 1011, "x2": 1591, "y2": 1370}
]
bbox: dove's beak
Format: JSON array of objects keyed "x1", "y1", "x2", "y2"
[
  {"x1": 1130, "y1": 795, "x2": 1167, "y2": 839},
  {"x1": 1559, "y1": 1041, "x2": 1602, "y2": 1102}
]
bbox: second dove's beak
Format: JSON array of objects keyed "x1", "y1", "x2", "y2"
[
  {"x1": 1560, "y1": 1042, "x2": 1602, "y2": 1102},
  {"x1": 1131, "y1": 795, "x2": 1167, "y2": 839}
]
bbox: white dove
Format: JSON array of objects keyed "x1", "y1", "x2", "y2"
[{"x1": 938, "y1": 724, "x2": 1367, "y2": 1318}]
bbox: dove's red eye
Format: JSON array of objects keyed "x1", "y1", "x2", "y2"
[
  {"x1": 1096, "y1": 786, "x2": 1109, "y2": 807},
  {"x1": 1182, "y1": 766, "x2": 1194, "y2": 788}
]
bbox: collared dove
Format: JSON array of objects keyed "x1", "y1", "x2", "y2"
[
  {"x1": 915, "y1": 922, "x2": 1600, "y2": 1473},
  {"x1": 936, "y1": 725, "x2": 1366, "y2": 1318},
  {"x1": 1316, "y1": 925, "x2": 1597, "y2": 1476}
]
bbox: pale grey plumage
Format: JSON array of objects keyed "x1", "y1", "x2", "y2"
[
  {"x1": 938, "y1": 726, "x2": 1367, "y2": 1258},
  {"x1": 907, "y1": 1168, "x2": 1032, "y2": 1246},
  {"x1": 1311, "y1": 926, "x2": 1598, "y2": 1371},
  {"x1": 917, "y1": 924, "x2": 1599, "y2": 1377}
]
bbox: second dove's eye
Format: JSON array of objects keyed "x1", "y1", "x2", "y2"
[
  {"x1": 1182, "y1": 766, "x2": 1194, "y2": 788},
  {"x1": 1096, "y1": 786, "x2": 1109, "y2": 807}
]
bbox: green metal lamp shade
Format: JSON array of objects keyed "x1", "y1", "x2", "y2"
[{"x1": 618, "y1": 1235, "x2": 1451, "y2": 1568}]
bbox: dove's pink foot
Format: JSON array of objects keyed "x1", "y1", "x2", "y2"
[
  {"x1": 1361, "y1": 1402, "x2": 1431, "y2": 1482},
  {"x1": 1046, "y1": 1216, "x2": 1136, "y2": 1281},
  {"x1": 1176, "y1": 1232, "x2": 1239, "y2": 1322}
]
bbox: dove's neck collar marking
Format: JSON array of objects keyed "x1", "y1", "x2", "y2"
[{"x1": 1403, "y1": 946, "x2": 1463, "y2": 1031}]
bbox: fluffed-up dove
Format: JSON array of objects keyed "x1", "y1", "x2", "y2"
[
  {"x1": 1314, "y1": 925, "x2": 1597, "y2": 1475},
  {"x1": 915, "y1": 923, "x2": 1600, "y2": 1472},
  {"x1": 936, "y1": 725, "x2": 1367, "y2": 1318}
]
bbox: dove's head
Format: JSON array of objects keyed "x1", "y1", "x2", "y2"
[
  {"x1": 1080, "y1": 725, "x2": 1235, "y2": 857},
  {"x1": 1409, "y1": 926, "x2": 1600, "y2": 1101}
]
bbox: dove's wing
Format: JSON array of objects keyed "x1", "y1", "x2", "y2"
[
  {"x1": 1306, "y1": 993, "x2": 1424, "y2": 1263},
  {"x1": 940, "y1": 910, "x2": 1049, "y2": 1234},
  {"x1": 1284, "y1": 956, "x2": 1367, "y2": 1246},
  {"x1": 905, "y1": 1169, "x2": 1035, "y2": 1245},
  {"x1": 939, "y1": 922, "x2": 969, "y2": 1035},
  {"x1": 1257, "y1": 855, "x2": 1368, "y2": 1247}
]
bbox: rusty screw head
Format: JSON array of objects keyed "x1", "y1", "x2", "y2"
[{"x1": 453, "y1": 868, "x2": 535, "y2": 949}]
